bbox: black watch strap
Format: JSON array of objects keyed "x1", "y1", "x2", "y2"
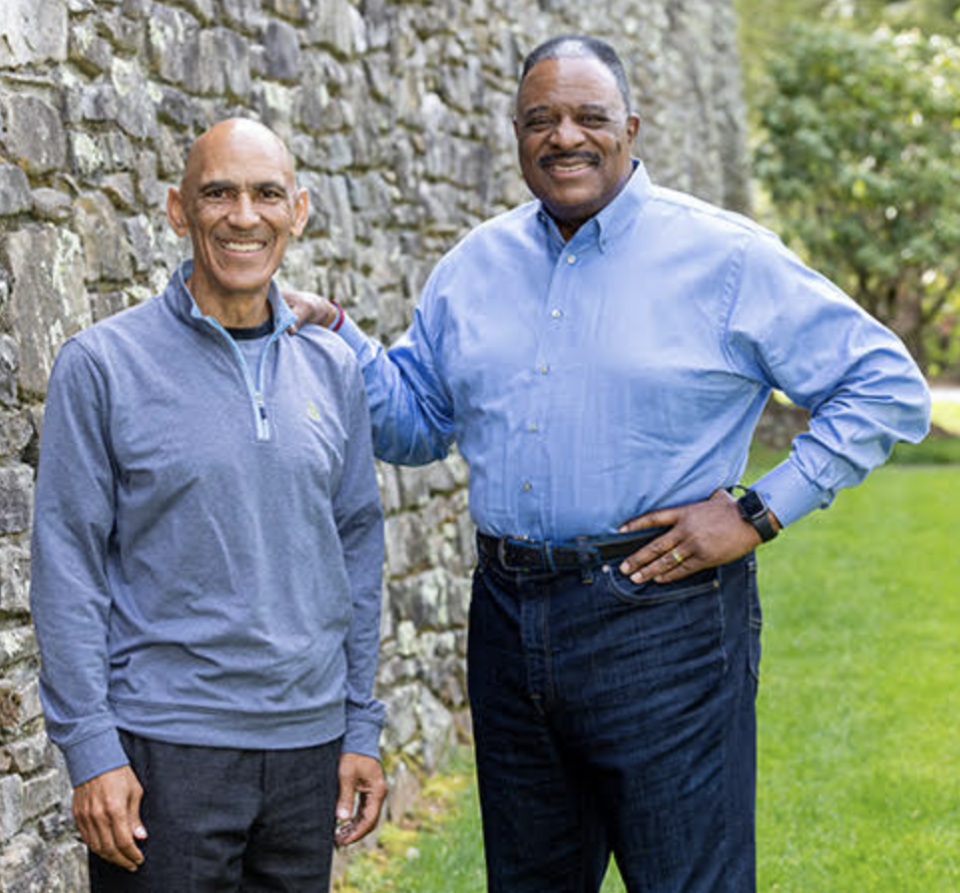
[{"x1": 734, "y1": 487, "x2": 779, "y2": 542}]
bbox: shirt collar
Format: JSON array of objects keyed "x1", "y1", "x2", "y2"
[
  {"x1": 537, "y1": 159, "x2": 652, "y2": 254},
  {"x1": 170, "y1": 259, "x2": 298, "y2": 333}
]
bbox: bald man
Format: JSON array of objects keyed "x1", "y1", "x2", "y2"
[{"x1": 30, "y1": 119, "x2": 387, "y2": 891}]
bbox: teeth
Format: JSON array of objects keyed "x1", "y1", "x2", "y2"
[
  {"x1": 223, "y1": 241, "x2": 265, "y2": 253},
  {"x1": 551, "y1": 162, "x2": 591, "y2": 172}
]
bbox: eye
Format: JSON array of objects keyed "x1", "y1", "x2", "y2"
[
  {"x1": 579, "y1": 113, "x2": 609, "y2": 127},
  {"x1": 523, "y1": 116, "x2": 554, "y2": 132}
]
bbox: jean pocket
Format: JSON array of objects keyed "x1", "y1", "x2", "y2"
[{"x1": 603, "y1": 565, "x2": 720, "y2": 606}]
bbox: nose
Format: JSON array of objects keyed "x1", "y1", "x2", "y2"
[
  {"x1": 549, "y1": 115, "x2": 585, "y2": 149},
  {"x1": 228, "y1": 192, "x2": 259, "y2": 228}
]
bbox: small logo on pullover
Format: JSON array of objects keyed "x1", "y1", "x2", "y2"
[{"x1": 306, "y1": 399, "x2": 321, "y2": 421}]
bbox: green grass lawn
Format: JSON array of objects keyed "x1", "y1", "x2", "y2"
[{"x1": 338, "y1": 460, "x2": 960, "y2": 892}]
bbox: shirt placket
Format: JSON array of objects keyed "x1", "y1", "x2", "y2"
[{"x1": 515, "y1": 241, "x2": 584, "y2": 540}]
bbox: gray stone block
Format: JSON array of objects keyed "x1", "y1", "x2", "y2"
[
  {"x1": 22, "y1": 769, "x2": 63, "y2": 821},
  {"x1": 0, "y1": 94, "x2": 67, "y2": 175},
  {"x1": 66, "y1": 83, "x2": 120, "y2": 125},
  {"x1": 5, "y1": 225, "x2": 91, "y2": 395},
  {"x1": 2, "y1": 736, "x2": 47, "y2": 776},
  {"x1": 0, "y1": 831, "x2": 43, "y2": 891},
  {"x1": 380, "y1": 682, "x2": 419, "y2": 750},
  {"x1": 220, "y1": 0, "x2": 266, "y2": 32},
  {"x1": 187, "y1": 28, "x2": 251, "y2": 97},
  {"x1": 0, "y1": 0, "x2": 68, "y2": 68},
  {"x1": 0, "y1": 775, "x2": 24, "y2": 843},
  {"x1": 0, "y1": 166, "x2": 31, "y2": 217},
  {"x1": 0, "y1": 542, "x2": 32, "y2": 614},
  {"x1": 124, "y1": 216, "x2": 156, "y2": 274},
  {"x1": 415, "y1": 685, "x2": 455, "y2": 771},
  {"x1": 97, "y1": 9, "x2": 141, "y2": 54},
  {"x1": 264, "y1": 19, "x2": 301, "y2": 82},
  {"x1": 112, "y1": 58, "x2": 159, "y2": 140},
  {"x1": 148, "y1": 4, "x2": 199, "y2": 86},
  {"x1": 16, "y1": 676, "x2": 42, "y2": 727},
  {"x1": 102, "y1": 174, "x2": 137, "y2": 211},
  {"x1": 305, "y1": 0, "x2": 367, "y2": 57},
  {"x1": 0, "y1": 337, "x2": 19, "y2": 407},
  {"x1": 0, "y1": 411, "x2": 32, "y2": 458},
  {"x1": 75, "y1": 191, "x2": 135, "y2": 283},
  {"x1": 68, "y1": 16, "x2": 114, "y2": 75},
  {"x1": 41, "y1": 840, "x2": 88, "y2": 893},
  {"x1": 0, "y1": 466, "x2": 33, "y2": 535},
  {"x1": 30, "y1": 189, "x2": 72, "y2": 223},
  {"x1": 0, "y1": 625, "x2": 36, "y2": 666}
]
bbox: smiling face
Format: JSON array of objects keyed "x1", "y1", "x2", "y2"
[
  {"x1": 514, "y1": 57, "x2": 639, "y2": 240},
  {"x1": 166, "y1": 119, "x2": 308, "y2": 325}
]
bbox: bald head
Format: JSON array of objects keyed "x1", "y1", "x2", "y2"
[{"x1": 180, "y1": 118, "x2": 296, "y2": 199}]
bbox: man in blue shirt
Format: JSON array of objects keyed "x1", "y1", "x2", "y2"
[
  {"x1": 30, "y1": 119, "x2": 387, "y2": 890},
  {"x1": 290, "y1": 36, "x2": 930, "y2": 893}
]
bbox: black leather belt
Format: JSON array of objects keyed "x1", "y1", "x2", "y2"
[{"x1": 477, "y1": 527, "x2": 668, "y2": 573}]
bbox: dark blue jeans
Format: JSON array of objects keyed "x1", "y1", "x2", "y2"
[
  {"x1": 468, "y1": 549, "x2": 761, "y2": 893},
  {"x1": 88, "y1": 733, "x2": 341, "y2": 892}
]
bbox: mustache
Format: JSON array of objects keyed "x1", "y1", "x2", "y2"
[{"x1": 538, "y1": 152, "x2": 601, "y2": 169}]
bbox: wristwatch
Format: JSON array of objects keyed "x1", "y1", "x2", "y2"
[{"x1": 734, "y1": 487, "x2": 779, "y2": 542}]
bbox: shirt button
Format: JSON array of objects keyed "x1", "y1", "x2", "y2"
[
  {"x1": 538, "y1": 364, "x2": 550, "y2": 375},
  {"x1": 566, "y1": 254, "x2": 576, "y2": 265},
  {"x1": 522, "y1": 481, "x2": 533, "y2": 492},
  {"x1": 551, "y1": 309, "x2": 563, "y2": 319},
  {"x1": 527, "y1": 422, "x2": 539, "y2": 433}
]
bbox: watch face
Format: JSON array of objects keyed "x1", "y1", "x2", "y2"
[{"x1": 738, "y1": 490, "x2": 765, "y2": 520}]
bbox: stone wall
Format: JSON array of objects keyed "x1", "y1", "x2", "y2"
[{"x1": 0, "y1": 0, "x2": 747, "y2": 888}]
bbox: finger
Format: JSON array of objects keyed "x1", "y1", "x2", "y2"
[
  {"x1": 351, "y1": 776, "x2": 388, "y2": 841},
  {"x1": 337, "y1": 783, "x2": 386, "y2": 845},
  {"x1": 108, "y1": 818, "x2": 145, "y2": 871},
  {"x1": 89, "y1": 813, "x2": 140, "y2": 872},
  {"x1": 628, "y1": 542, "x2": 697, "y2": 584},
  {"x1": 618, "y1": 535, "x2": 680, "y2": 578},
  {"x1": 650, "y1": 551, "x2": 702, "y2": 584},
  {"x1": 74, "y1": 805, "x2": 103, "y2": 858},
  {"x1": 335, "y1": 773, "x2": 357, "y2": 826},
  {"x1": 618, "y1": 507, "x2": 681, "y2": 534},
  {"x1": 117, "y1": 784, "x2": 148, "y2": 867}
]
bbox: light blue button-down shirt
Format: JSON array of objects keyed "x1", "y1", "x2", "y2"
[{"x1": 339, "y1": 162, "x2": 930, "y2": 540}]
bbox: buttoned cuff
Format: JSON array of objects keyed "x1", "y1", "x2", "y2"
[
  {"x1": 63, "y1": 727, "x2": 129, "y2": 788},
  {"x1": 753, "y1": 460, "x2": 834, "y2": 529}
]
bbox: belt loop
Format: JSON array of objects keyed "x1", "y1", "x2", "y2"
[
  {"x1": 576, "y1": 538, "x2": 598, "y2": 584},
  {"x1": 543, "y1": 540, "x2": 555, "y2": 573}
]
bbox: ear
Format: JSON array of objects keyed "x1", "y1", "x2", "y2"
[
  {"x1": 625, "y1": 114, "x2": 641, "y2": 145},
  {"x1": 512, "y1": 117, "x2": 519, "y2": 140},
  {"x1": 291, "y1": 187, "x2": 309, "y2": 238},
  {"x1": 166, "y1": 187, "x2": 189, "y2": 237}
]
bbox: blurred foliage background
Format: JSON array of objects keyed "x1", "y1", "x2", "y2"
[{"x1": 736, "y1": 0, "x2": 960, "y2": 379}]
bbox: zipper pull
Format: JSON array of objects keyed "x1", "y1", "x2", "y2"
[{"x1": 255, "y1": 391, "x2": 267, "y2": 420}]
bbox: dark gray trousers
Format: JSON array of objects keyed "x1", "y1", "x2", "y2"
[{"x1": 88, "y1": 731, "x2": 341, "y2": 893}]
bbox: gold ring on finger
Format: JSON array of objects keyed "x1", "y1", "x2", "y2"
[{"x1": 671, "y1": 548, "x2": 684, "y2": 565}]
